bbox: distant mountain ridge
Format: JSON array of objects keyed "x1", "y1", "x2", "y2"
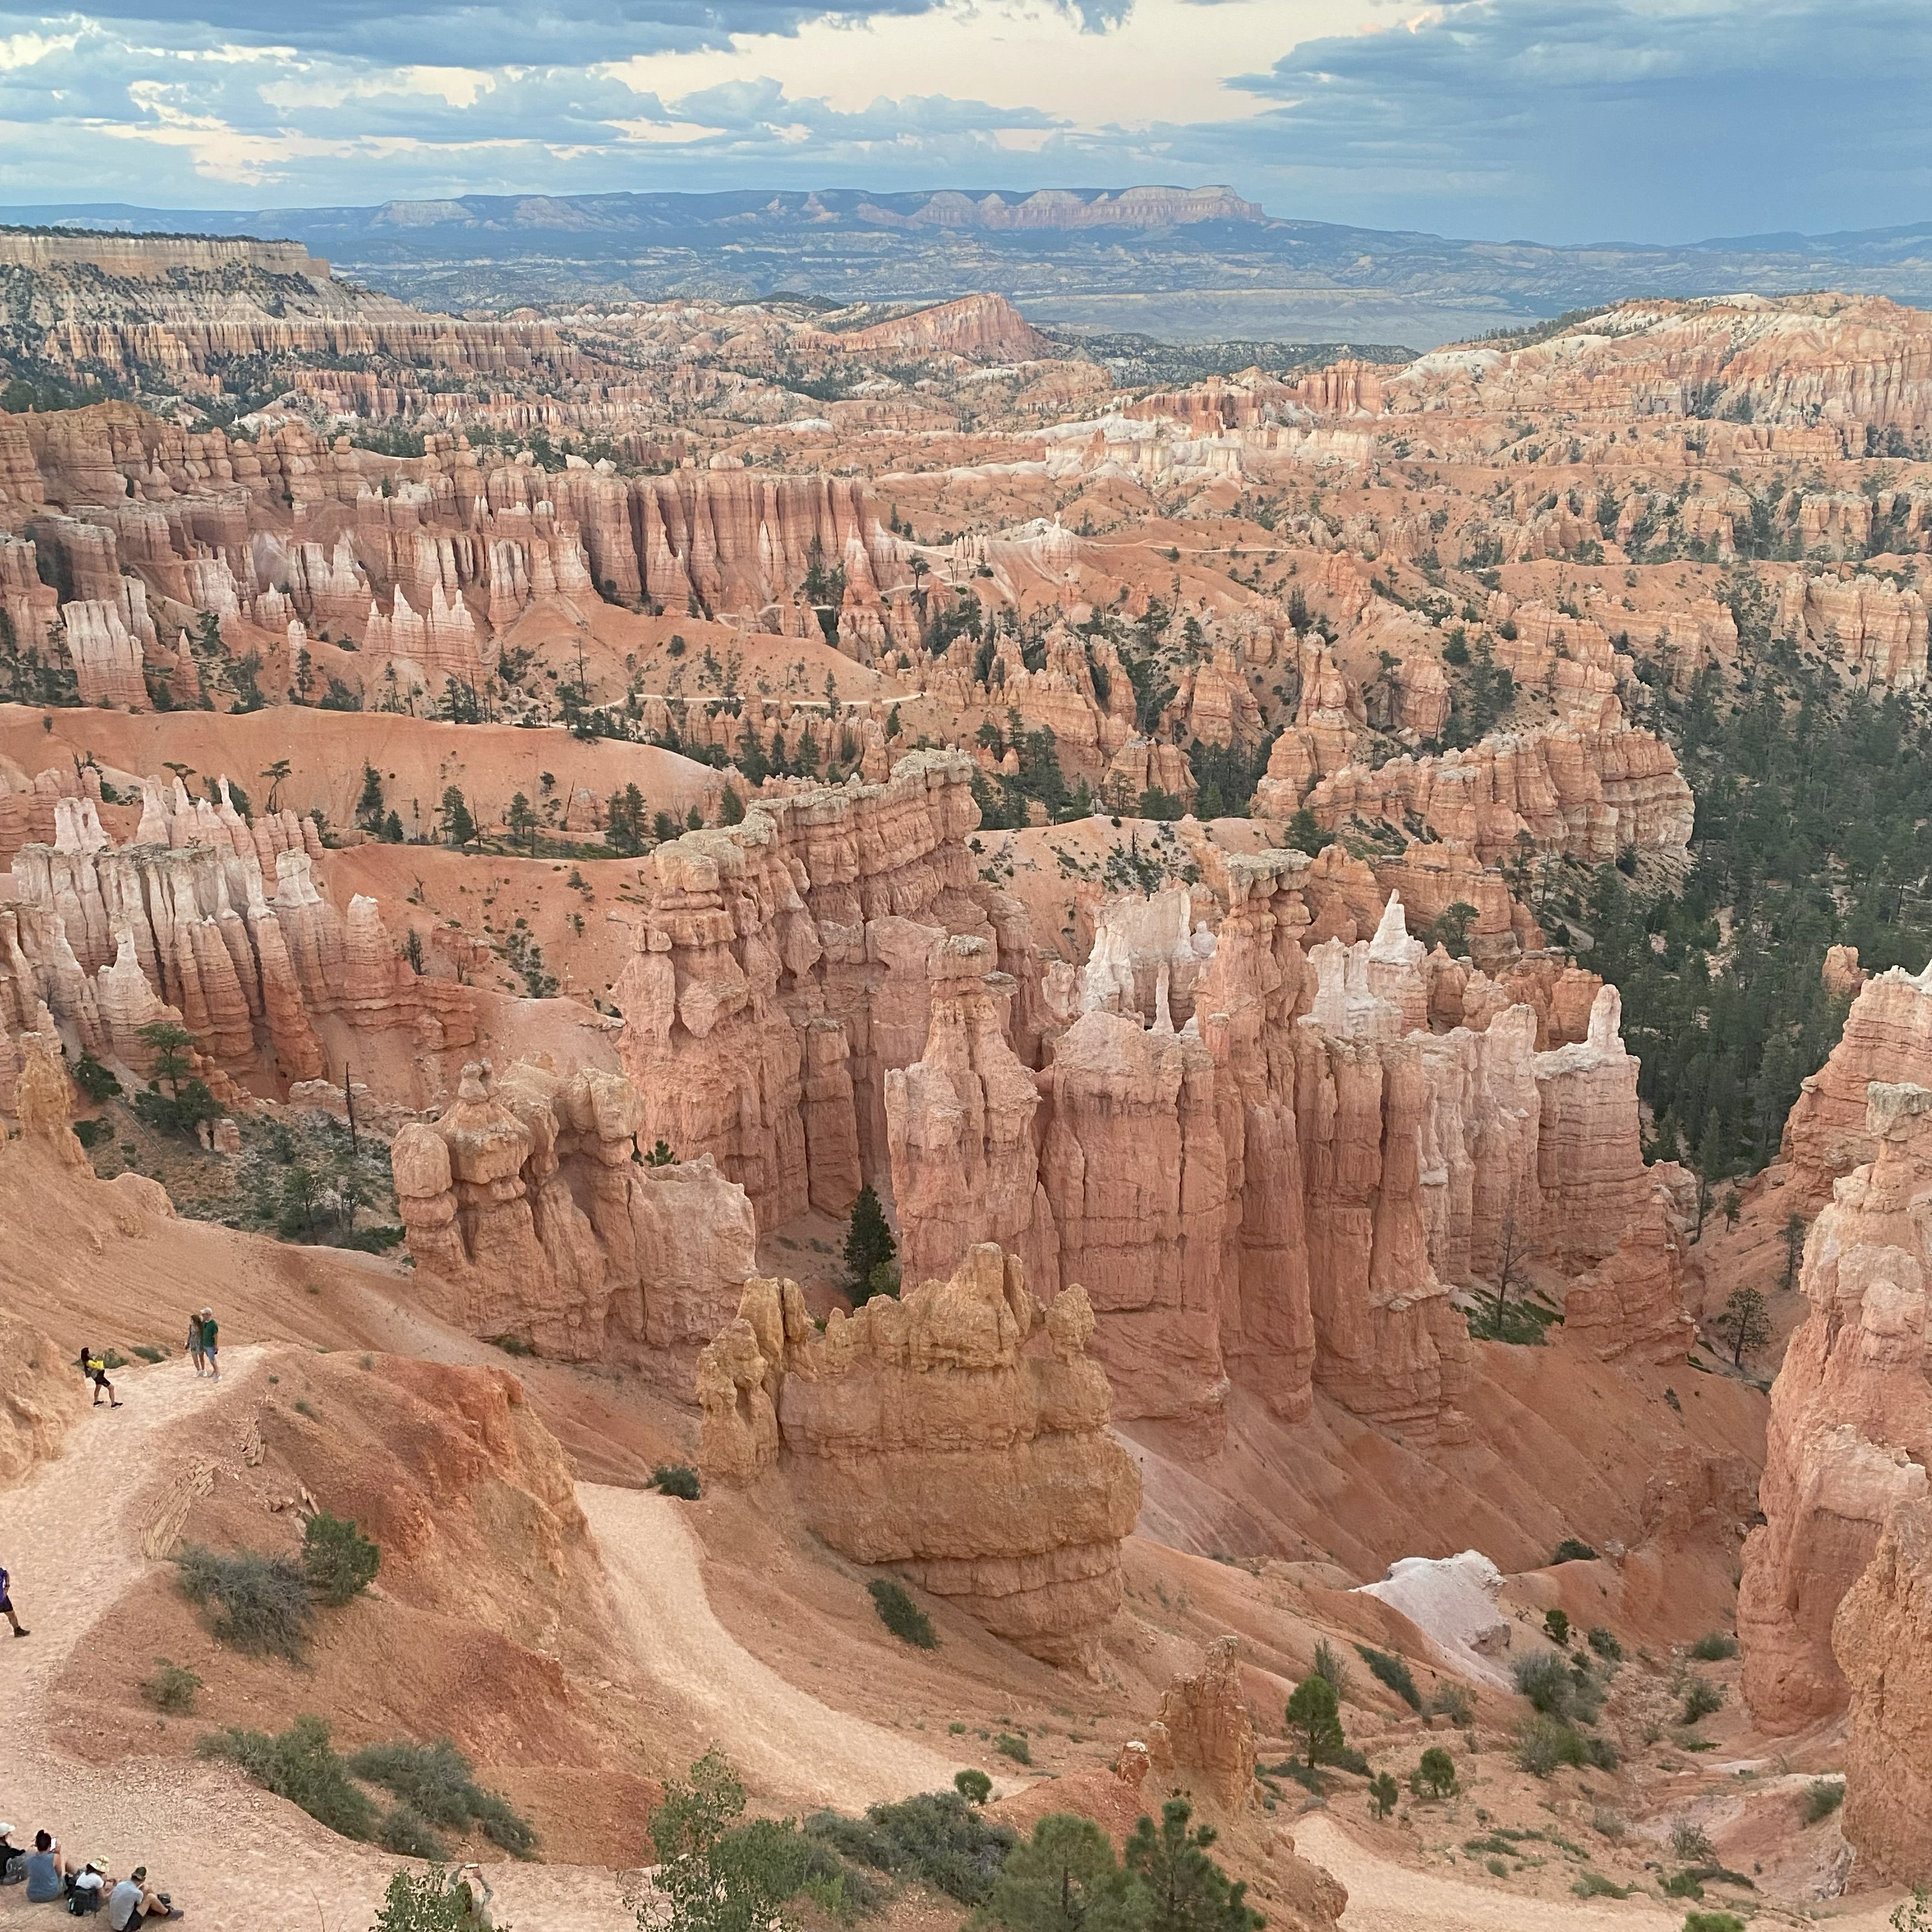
[{"x1": 4, "y1": 188, "x2": 1931, "y2": 346}]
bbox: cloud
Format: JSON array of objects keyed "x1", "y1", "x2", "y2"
[{"x1": 0, "y1": 0, "x2": 1919, "y2": 242}]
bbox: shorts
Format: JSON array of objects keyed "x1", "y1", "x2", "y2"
[{"x1": 0, "y1": 1594, "x2": 13, "y2": 1615}]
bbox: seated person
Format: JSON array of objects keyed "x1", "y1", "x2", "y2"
[
  {"x1": 0, "y1": 1823, "x2": 22, "y2": 1882},
  {"x1": 107, "y1": 1866, "x2": 176, "y2": 1926},
  {"x1": 23, "y1": 1831, "x2": 73, "y2": 1903},
  {"x1": 70, "y1": 1862, "x2": 108, "y2": 1914}
]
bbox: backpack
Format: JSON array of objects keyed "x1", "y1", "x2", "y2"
[{"x1": 68, "y1": 1882, "x2": 103, "y2": 1915}]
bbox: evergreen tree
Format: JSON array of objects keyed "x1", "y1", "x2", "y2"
[
  {"x1": 1123, "y1": 1799, "x2": 1262, "y2": 1932},
  {"x1": 1284, "y1": 1674, "x2": 1345, "y2": 1770},
  {"x1": 439, "y1": 786, "x2": 476, "y2": 849},
  {"x1": 356, "y1": 762, "x2": 386, "y2": 832},
  {"x1": 844, "y1": 1184, "x2": 898, "y2": 1305},
  {"x1": 986, "y1": 1813, "x2": 1144, "y2": 1932}
]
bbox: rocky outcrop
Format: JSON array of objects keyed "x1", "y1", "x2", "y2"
[
  {"x1": 696, "y1": 1243, "x2": 1140, "y2": 1667},
  {"x1": 838, "y1": 294, "x2": 1049, "y2": 362},
  {"x1": 1143, "y1": 1637, "x2": 1257, "y2": 1811},
  {"x1": 1834, "y1": 1492, "x2": 1932, "y2": 1884},
  {"x1": 1740, "y1": 1082, "x2": 1932, "y2": 1732},
  {"x1": 393, "y1": 1059, "x2": 756, "y2": 1374},
  {"x1": 615, "y1": 751, "x2": 1025, "y2": 1227},
  {"x1": 1782, "y1": 960, "x2": 1932, "y2": 1208},
  {"x1": 1303, "y1": 711, "x2": 1693, "y2": 869}
]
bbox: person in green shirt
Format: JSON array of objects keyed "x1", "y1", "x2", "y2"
[{"x1": 197, "y1": 1308, "x2": 219, "y2": 1380}]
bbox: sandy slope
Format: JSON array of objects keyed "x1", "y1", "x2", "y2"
[{"x1": 579, "y1": 1483, "x2": 970, "y2": 1809}]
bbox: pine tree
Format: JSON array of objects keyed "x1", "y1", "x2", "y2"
[
  {"x1": 356, "y1": 762, "x2": 385, "y2": 831},
  {"x1": 844, "y1": 1184, "x2": 898, "y2": 1305},
  {"x1": 1123, "y1": 1797, "x2": 1262, "y2": 1932},
  {"x1": 1284, "y1": 1673, "x2": 1345, "y2": 1770},
  {"x1": 439, "y1": 786, "x2": 476, "y2": 849}
]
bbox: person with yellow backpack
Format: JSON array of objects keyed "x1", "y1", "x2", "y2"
[{"x1": 77, "y1": 1347, "x2": 120, "y2": 1409}]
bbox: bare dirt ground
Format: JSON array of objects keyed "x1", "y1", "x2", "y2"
[{"x1": 580, "y1": 1483, "x2": 971, "y2": 1809}]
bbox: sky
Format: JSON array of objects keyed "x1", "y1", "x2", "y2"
[{"x1": 0, "y1": 0, "x2": 1928, "y2": 243}]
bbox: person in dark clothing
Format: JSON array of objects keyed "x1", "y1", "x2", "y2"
[
  {"x1": 0, "y1": 1823, "x2": 24, "y2": 1882},
  {"x1": 78, "y1": 1347, "x2": 121, "y2": 1409},
  {"x1": 0, "y1": 1561, "x2": 27, "y2": 1637}
]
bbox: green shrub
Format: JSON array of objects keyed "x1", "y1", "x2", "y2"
[
  {"x1": 1689, "y1": 1630, "x2": 1738, "y2": 1662},
  {"x1": 1661, "y1": 1872, "x2": 1706, "y2": 1900},
  {"x1": 1681, "y1": 1676, "x2": 1726, "y2": 1724},
  {"x1": 1805, "y1": 1778, "x2": 1845, "y2": 1823},
  {"x1": 1285, "y1": 1673, "x2": 1346, "y2": 1767},
  {"x1": 1593, "y1": 1807, "x2": 1625, "y2": 1841},
  {"x1": 371, "y1": 1867, "x2": 484, "y2": 1932},
  {"x1": 994, "y1": 1733, "x2": 1031, "y2": 1765},
  {"x1": 1487, "y1": 1858, "x2": 1508, "y2": 1878},
  {"x1": 1515, "y1": 1716, "x2": 1590, "y2": 1777},
  {"x1": 346, "y1": 1738, "x2": 537, "y2": 1857},
  {"x1": 1671, "y1": 1820, "x2": 1716, "y2": 1864},
  {"x1": 652, "y1": 1462, "x2": 702, "y2": 1500},
  {"x1": 1683, "y1": 1915, "x2": 1745, "y2": 1932},
  {"x1": 201, "y1": 1714, "x2": 378, "y2": 1839},
  {"x1": 806, "y1": 1790, "x2": 1016, "y2": 1905},
  {"x1": 1544, "y1": 1608, "x2": 1571, "y2": 1646},
  {"x1": 73, "y1": 1051, "x2": 123, "y2": 1103},
  {"x1": 176, "y1": 1544, "x2": 314, "y2": 1660},
  {"x1": 1355, "y1": 1644, "x2": 1422, "y2": 1710},
  {"x1": 1551, "y1": 1538, "x2": 1598, "y2": 1565},
  {"x1": 1574, "y1": 1871, "x2": 1633, "y2": 1898},
  {"x1": 1124, "y1": 1798, "x2": 1262, "y2": 1932},
  {"x1": 954, "y1": 1769, "x2": 992, "y2": 1807},
  {"x1": 141, "y1": 1657, "x2": 203, "y2": 1714},
  {"x1": 131, "y1": 1342, "x2": 165, "y2": 1363},
  {"x1": 1513, "y1": 1652, "x2": 1575, "y2": 1718},
  {"x1": 379, "y1": 1804, "x2": 452, "y2": 1860},
  {"x1": 1428, "y1": 1682, "x2": 1475, "y2": 1726},
  {"x1": 73, "y1": 1116, "x2": 112, "y2": 1150},
  {"x1": 1368, "y1": 1772, "x2": 1399, "y2": 1818},
  {"x1": 1587, "y1": 1626, "x2": 1623, "y2": 1661},
  {"x1": 868, "y1": 1578, "x2": 937, "y2": 1650},
  {"x1": 303, "y1": 1512, "x2": 381, "y2": 1606},
  {"x1": 1414, "y1": 1746, "x2": 1457, "y2": 1798}
]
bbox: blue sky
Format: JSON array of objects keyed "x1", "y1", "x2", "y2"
[{"x1": 0, "y1": 0, "x2": 1926, "y2": 242}]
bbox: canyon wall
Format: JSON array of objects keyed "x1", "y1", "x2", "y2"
[{"x1": 696, "y1": 1243, "x2": 1142, "y2": 1666}]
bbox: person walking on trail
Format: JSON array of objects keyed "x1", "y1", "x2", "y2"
[
  {"x1": 78, "y1": 1347, "x2": 121, "y2": 1409},
  {"x1": 185, "y1": 1312, "x2": 206, "y2": 1377},
  {"x1": 197, "y1": 1309, "x2": 218, "y2": 1381},
  {"x1": 0, "y1": 1560, "x2": 27, "y2": 1637}
]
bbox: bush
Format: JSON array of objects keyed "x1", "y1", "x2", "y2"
[
  {"x1": 1428, "y1": 1682, "x2": 1475, "y2": 1726},
  {"x1": 176, "y1": 1544, "x2": 314, "y2": 1660},
  {"x1": 372, "y1": 1867, "x2": 484, "y2": 1932},
  {"x1": 303, "y1": 1512, "x2": 381, "y2": 1606},
  {"x1": 1587, "y1": 1626, "x2": 1624, "y2": 1661},
  {"x1": 1512, "y1": 1652, "x2": 1575, "y2": 1718},
  {"x1": 1551, "y1": 1538, "x2": 1598, "y2": 1565},
  {"x1": 868, "y1": 1578, "x2": 937, "y2": 1650},
  {"x1": 1805, "y1": 1778, "x2": 1846, "y2": 1823},
  {"x1": 379, "y1": 1805, "x2": 452, "y2": 1860},
  {"x1": 954, "y1": 1769, "x2": 992, "y2": 1807},
  {"x1": 1683, "y1": 1915, "x2": 1746, "y2": 1932},
  {"x1": 652, "y1": 1462, "x2": 702, "y2": 1501},
  {"x1": 1689, "y1": 1630, "x2": 1739, "y2": 1662},
  {"x1": 141, "y1": 1658, "x2": 203, "y2": 1714},
  {"x1": 1671, "y1": 1820, "x2": 1717, "y2": 1864},
  {"x1": 1593, "y1": 1807, "x2": 1626, "y2": 1841},
  {"x1": 1124, "y1": 1797, "x2": 1263, "y2": 1932},
  {"x1": 1355, "y1": 1644, "x2": 1422, "y2": 1710},
  {"x1": 1574, "y1": 1871, "x2": 1634, "y2": 1898},
  {"x1": 1544, "y1": 1608, "x2": 1572, "y2": 1646},
  {"x1": 1311, "y1": 1637, "x2": 1352, "y2": 1702},
  {"x1": 1368, "y1": 1772, "x2": 1399, "y2": 1819},
  {"x1": 72, "y1": 1051, "x2": 122, "y2": 1103},
  {"x1": 346, "y1": 1738, "x2": 538, "y2": 1857},
  {"x1": 1414, "y1": 1746, "x2": 1457, "y2": 1798},
  {"x1": 994, "y1": 1733, "x2": 1032, "y2": 1765},
  {"x1": 201, "y1": 1714, "x2": 378, "y2": 1839},
  {"x1": 1285, "y1": 1673, "x2": 1346, "y2": 1767},
  {"x1": 1513, "y1": 1715, "x2": 1613, "y2": 1777},
  {"x1": 806, "y1": 1791, "x2": 1016, "y2": 1905},
  {"x1": 1662, "y1": 1872, "x2": 1706, "y2": 1900},
  {"x1": 1681, "y1": 1676, "x2": 1726, "y2": 1724}
]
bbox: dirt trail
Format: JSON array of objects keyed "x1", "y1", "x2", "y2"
[
  {"x1": 579, "y1": 1483, "x2": 969, "y2": 1809},
  {"x1": 0, "y1": 1354, "x2": 631, "y2": 1932},
  {"x1": 1294, "y1": 1814, "x2": 1905, "y2": 1932}
]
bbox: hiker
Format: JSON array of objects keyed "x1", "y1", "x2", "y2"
[
  {"x1": 0, "y1": 1559, "x2": 27, "y2": 1637},
  {"x1": 70, "y1": 1860, "x2": 108, "y2": 1914},
  {"x1": 197, "y1": 1308, "x2": 218, "y2": 1381},
  {"x1": 107, "y1": 1865, "x2": 178, "y2": 1926},
  {"x1": 78, "y1": 1346, "x2": 121, "y2": 1409},
  {"x1": 0, "y1": 1822, "x2": 24, "y2": 1883},
  {"x1": 448, "y1": 1865, "x2": 493, "y2": 1930},
  {"x1": 185, "y1": 1312, "x2": 206, "y2": 1377},
  {"x1": 23, "y1": 1832, "x2": 72, "y2": 1903}
]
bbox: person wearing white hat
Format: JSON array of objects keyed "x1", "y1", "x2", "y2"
[{"x1": 0, "y1": 1822, "x2": 24, "y2": 1883}]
